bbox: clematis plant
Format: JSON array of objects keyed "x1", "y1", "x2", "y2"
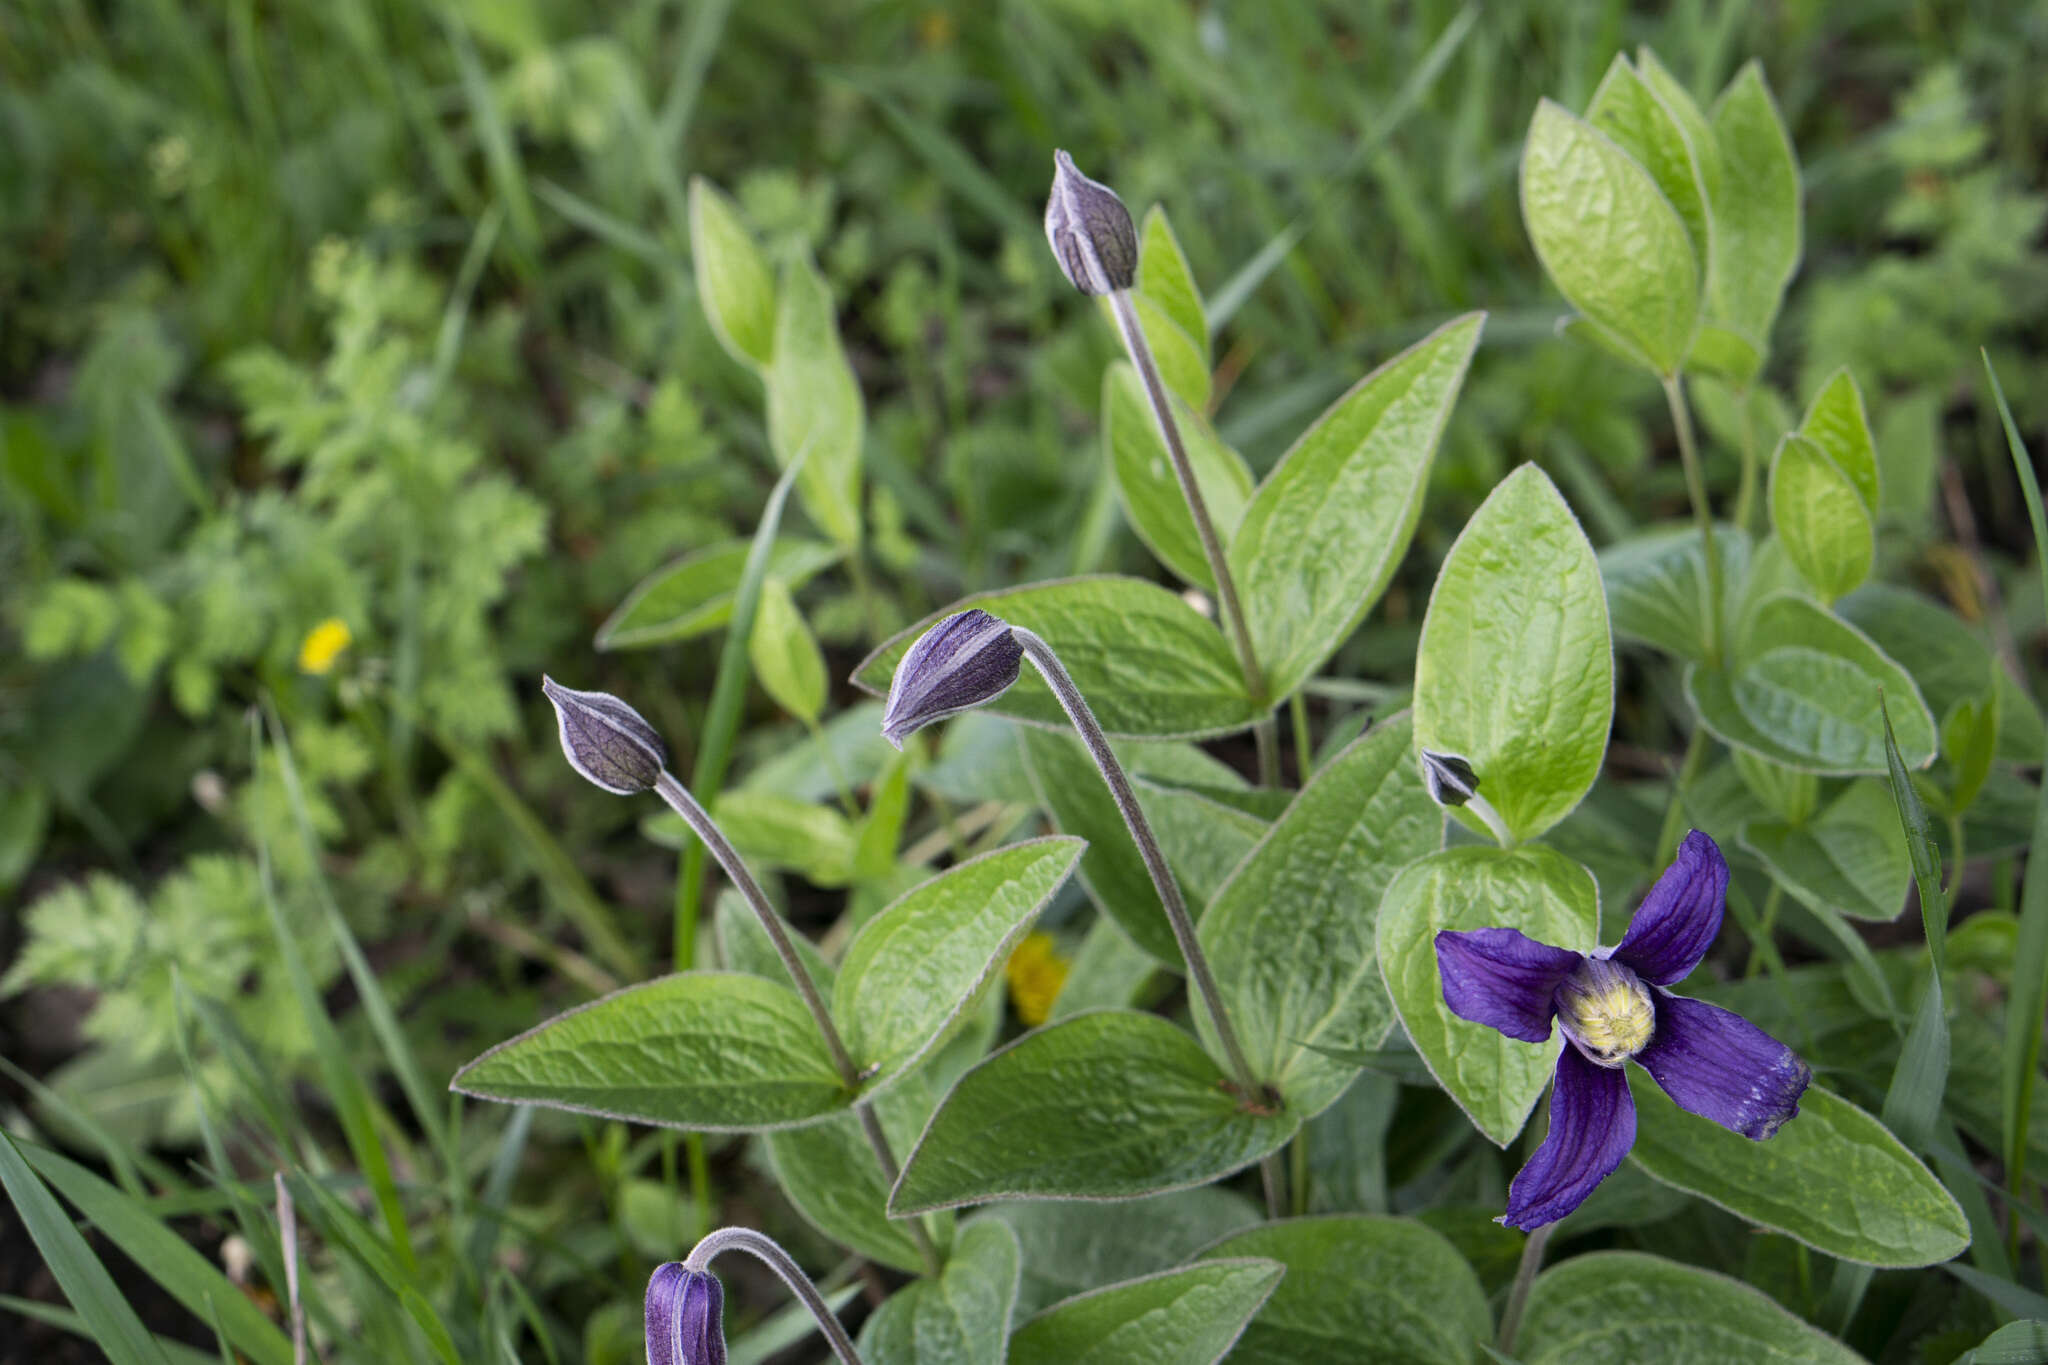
[{"x1": 1435, "y1": 830, "x2": 1813, "y2": 1229}]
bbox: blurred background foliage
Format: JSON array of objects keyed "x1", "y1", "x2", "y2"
[{"x1": 2, "y1": 0, "x2": 2046, "y2": 1360}]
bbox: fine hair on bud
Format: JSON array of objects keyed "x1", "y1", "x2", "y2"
[
  {"x1": 1419, "y1": 749, "x2": 1481, "y2": 808},
  {"x1": 1044, "y1": 149, "x2": 1137, "y2": 295},
  {"x1": 880, "y1": 608, "x2": 1024, "y2": 748},
  {"x1": 645, "y1": 1262, "x2": 726, "y2": 1365},
  {"x1": 541, "y1": 676, "x2": 668, "y2": 795}
]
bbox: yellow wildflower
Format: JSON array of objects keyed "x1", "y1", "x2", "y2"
[
  {"x1": 297, "y1": 618, "x2": 353, "y2": 675},
  {"x1": 1004, "y1": 932, "x2": 1070, "y2": 1027}
]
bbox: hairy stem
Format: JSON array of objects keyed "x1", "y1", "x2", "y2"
[
  {"x1": 1013, "y1": 628, "x2": 1268, "y2": 1101},
  {"x1": 686, "y1": 1227, "x2": 864, "y2": 1365},
  {"x1": 1496, "y1": 1223, "x2": 1554, "y2": 1356},
  {"x1": 1663, "y1": 374, "x2": 1724, "y2": 667},
  {"x1": 653, "y1": 771, "x2": 940, "y2": 1273}
]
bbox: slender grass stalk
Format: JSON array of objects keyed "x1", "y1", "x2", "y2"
[
  {"x1": 1653, "y1": 726, "x2": 1710, "y2": 868},
  {"x1": 685, "y1": 1227, "x2": 864, "y2": 1365}
]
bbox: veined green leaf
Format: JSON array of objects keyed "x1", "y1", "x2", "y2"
[
  {"x1": 767, "y1": 1069, "x2": 948, "y2": 1275},
  {"x1": 597, "y1": 537, "x2": 840, "y2": 651},
  {"x1": 1105, "y1": 362, "x2": 1253, "y2": 593},
  {"x1": 1703, "y1": 63, "x2": 1801, "y2": 368},
  {"x1": 1585, "y1": 54, "x2": 1711, "y2": 275},
  {"x1": 1769, "y1": 435, "x2": 1873, "y2": 603},
  {"x1": 766, "y1": 254, "x2": 863, "y2": 549},
  {"x1": 1138, "y1": 205, "x2": 1210, "y2": 364},
  {"x1": 1739, "y1": 779, "x2": 1910, "y2": 921},
  {"x1": 857, "y1": 1220, "x2": 1018, "y2": 1365},
  {"x1": 747, "y1": 577, "x2": 828, "y2": 724},
  {"x1": 1837, "y1": 585, "x2": 2045, "y2": 769},
  {"x1": 990, "y1": 1187, "x2": 1262, "y2": 1320},
  {"x1": 688, "y1": 176, "x2": 776, "y2": 369},
  {"x1": 1797, "y1": 369, "x2": 1880, "y2": 513},
  {"x1": 1599, "y1": 523, "x2": 1751, "y2": 665},
  {"x1": 1009, "y1": 1260, "x2": 1283, "y2": 1365}
]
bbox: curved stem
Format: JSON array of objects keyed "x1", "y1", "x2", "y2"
[
  {"x1": 1497, "y1": 1223, "x2": 1553, "y2": 1355},
  {"x1": 1653, "y1": 726, "x2": 1709, "y2": 868},
  {"x1": 1663, "y1": 374, "x2": 1724, "y2": 668},
  {"x1": 652, "y1": 771, "x2": 940, "y2": 1274},
  {"x1": 1013, "y1": 628, "x2": 1268, "y2": 1102},
  {"x1": 686, "y1": 1227, "x2": 864, "y2": 1365},
  {"x1": 1731, "y1": 384, "x2": 1761, "y2": 535},
  {"x1": 1107, "y1": 291, "x2": 1274, "y2": 738}
]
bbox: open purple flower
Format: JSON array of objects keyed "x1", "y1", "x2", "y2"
[{"x1": 1434, "y1": 830, "x2": 1811, "y2": 1230}]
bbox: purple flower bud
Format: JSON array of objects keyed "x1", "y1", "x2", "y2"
[
  {"x1": 1044, "y1": 150, "x2": 1137, "y2": 296},
  {"x1": 542, "y1": 677, "x2": 668, "y2": 795},
  {"x1": 1418, "y1": 750, "x2": 1481, "y2": 808},
  {"x1": 880, "y1": 609, "x2": 1023, "y2": 749},
  {"x1": 646, "y1": 1262, "x2": 725, "y2": 1365}
]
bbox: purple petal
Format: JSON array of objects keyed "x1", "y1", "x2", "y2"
[
  {"x1": 1502, "y1": 1046, "x2": 1637, "y2": 1230},
  {"x1": 880, "y1": 609, "x2": 1023, "y2": 748},
  {"x1": 1635, "y1": 992, "x2": 1811, "y2": 1140},
  {"x1": 1435, "y1": 929, "x2": 1583, "y2": 1043},
  {"x1": 1609, "y1": 829, "x2": 1728, "y2": 986},
  {"x1": 646, "y1": 1263, "x2": 726, "y2": 1365}
]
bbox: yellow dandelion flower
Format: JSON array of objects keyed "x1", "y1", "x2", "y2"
[
  {"x1": 297, "y1": 618, "x2": 353, "y2": 675},
  {"x1": 1004, "y1": 932, "x2": 1070, "y2": 1027}
]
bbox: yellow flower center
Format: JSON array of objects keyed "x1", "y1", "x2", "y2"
[
  {"x1": 1555, "y1": 958, "x2": 1655, "y2": 1066},
  {"x1": 297, "y1": 618, "x2": 353, "y2": 675}
]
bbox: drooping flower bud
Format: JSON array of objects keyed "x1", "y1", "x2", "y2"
[
  {"x1": 542, "y1": 677, "x2": 668, "y2": 795},
  {"x1": 1044, "y1": 150, "x2": 1137, "y2": 296},
  {"x1": 880, "y1": 609, "x2": 1023, "y2": 749},
  {"x1": 1418, "y1": 750, "x2": 1481, "y2": 808},
  {"x1": 645, "y1": 1262, "x2": 726, "y2": 1365}
]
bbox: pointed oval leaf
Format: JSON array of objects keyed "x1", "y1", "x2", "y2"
[
  {"x1": 1705, "y1": 63, "x2": 1801, "y2": 362},
  {"x1": 853, "y1": 577, "x2": 1261, "y2": 740},
  {"x1": 1585, "y1": 55, "x2": 1711, "y2": 274},
  {"x1": 1838, "y1": 585, "x2": 2045, "y2": 764},
  {"x1": 1009, "y1": 1259, "x2": 1283, "y2": 1365},
  {"x1": 747, "y1": 577, "x2": 828, "y2": 724},
  {"x1": 450, "y1": 972, "x2": 850, "y2": 1131},
  {"x1": 1105, "y1": 362, "x2": 1254, "y2": 592},
  {"x1": 1199, "y1": 1215, "x2": 1491, "y2": 1364},
  {"x1": 766, "y1": 1069, "x2": 951, "y2": 1275},
  {"x1": 990, "y1": 1187, "x2": 1262, "y2": 1319},
  {"x1": 688, "y1": 177, "x2": 776, "y2": 369},
  {"x1": 1101, "y1": 289, "x2": 1211, "y2": 411},
  {"x1": 1228, "y1": 313, "x2": 1484, "y2": 700},
  {"x1": 1517, "y1": 1251, "x2": 1865, "y2": 1364},
  {"x1": 1197, "y1": 713, "x2": 1443, "y2": 1117},
  {"x1": 1522, "y1": 99, "x2": 1698, "y2": 375},
  {"x1": 857, "y1": 1220, "x2": 1019, "y2": 1365},
  {"x1": 891, "y1": 1010, "x2": 1296, "y2": 1213},
  {"x1": 834, "y1": 837, "x2": 1084, "y2": 1091},
  {"x1": 1740, "y1": 779, "x2": 1910, "y2": 921},
  {"x1": 1414, "y1": 464, "x2": 1614, "y2": 842},
  {"x1": 596, "y1": 538, "x2": 840, "y2": 651},
  {"x1": 767, "y1": 254, "x2": 863, "y2": 549},
  {"x1": 1599, "y1": 523, "x2": 1751, "y2": 665},
  {"x1": 1798, "y1": 368, "x2": 1880, "y2": 513},
  {"x1": 1377, "y1": 845, "x2": 1600, "y2": 1146},
  {"x1": 1769, "y1": 435, "x2": 1874, "y2": 603},
  {"x1": 1630, "y1": 1075, "x2": 1970, "y2": 1266},
  {"x1": 1138, "y1": 205, "x2": 1209, "y2": 363}
]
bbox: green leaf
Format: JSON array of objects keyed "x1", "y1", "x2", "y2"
[
  {"x1": 1629, "y1": 1076, "x2": 1969, "y2": 1266},
  {"x1": 1838, "y1": 584, "x2": 2045, "y2": 767},
  {"x1": 1739, "y1": 780, "x2": 1910, "y2": 921},
  {"x1": 1585, "y1": 55, "x2": 1711, "y2": 275},
  {"x1": 1879, "y1": 698, "x2": 1951, "y2": 1153},
  {"x1": 1521, "y1": 99, "x2": 1698, "y2": 376},
  {"x1": 0, "y1": 1131, "x2": 174, "y2": 1365},
  {"x1": 747, "y1": 577, "x2": 828, "y2": 724},
  {"x1": 1009, "y1": 1260, "x2": 1284, "y2": 1365},
  {"x1": 1703, "y1": 62, "x2": 1802, "y2": 366},
  {"x1": 834, "y1": 837, "x2": 1084, "y2": 1090},
  {"x1": 1105, "y1": 363, "x2": 1253, "y2": 592},
  {"x1": 688, "y1": 177, "x2": 776, "y2": 369},
  {"x1": 1731, "y1": 749, "x2": 1820, "y2": 826},
  {"x1": 1515, "y1": 1251, "x2": 1864, "y2": 1364},
  {"x1": 1414, "y1": 464, "x2": 1613, "y2": 843},
  {"x1": 1049, "y1": 916, "x2": 1163, "y2": 1022},
  {"x1": 1104, "y1": 289, "x2": 1212, "y2": 411},
  {"x1": 596, "y1": 538, "x2": 839, "y2": 651},
  {"x1": 1687, "y1": 594, "x2": 1937, "y2": 774},
  {"x1": 989, "y1": 1187, "x2": 1262, "y2": 1319},
  {"x1": 1944, "y1": 694, "x2": 2000, "y2": 815},
  {"x1": 1769, "y1": 436, "x2": 1873, "y2": 603},
  {"x1": 19, "y1": 1142, "x2": 294, "y2": 1365},
  {"x1": 1955, "y1": 1319, "x2": 2048, "y2": 1365},
  {"x1": 1228, "y1": 313, "x2": 1484, "y2": 700},
  {"x1": 1199, "y1": 1215, "x2": 1492, "y2": 1364},
  {"x1": 1021, "y1": 729, "x2": 1266, "y2": 965},
  {"x1": 450, "y1": 972, "x2": 851, "y2": 1131},
  {"x1": 1377, "y1": 846, "x2": 1601, "y2": 1145},
  {"x1": 1797, "y1": 369, "x2": 1880, "y2": 513},
  {"x1": 1197, "y1": 714, "x2": 1443, "y2": 1116},
  {"x1": 854, "y1": 577, "x2": 1261, "y2": 740},
  {"x1": 1138, "y1": 205, "x2": 1210, "y2": 364},
  {"x1": 857, "y1": 1220, "x2": 1018, "y2": 1365},
  {"x1": 647, "y1": 790, "x2": 857, "y2": 887},
  {"x1": 1599, "y1": 524, "x2": 1751, "y2": 665},
  {"x1": 768, "y1": 1072, "x2": 947, "y2": 1275},
  {"x1": 766, "y1": 253, "x2": 864, "y2": 549},
  {"x1": 891, "y1": 1010, "x2": 1296, "y2": 1213}
]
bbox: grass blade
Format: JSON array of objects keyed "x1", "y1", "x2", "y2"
[
  {"x1": 0, "y1": 1131, "x2": 173, "y2": 1365},
  {"x1": 0, "y1": 1295, "x2": 218, "y2": 1365},
  {"x1": 1879, "y1": 697, "x2": 1951, "y2": 1153}
]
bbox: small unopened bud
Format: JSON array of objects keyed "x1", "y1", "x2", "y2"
[
  {"x1": 542, "y1": 676, "x2": 667, "y2": 795},
  {"x1": 646, "y1": 1262, "x2": 725, "y2": 1365},
  {"x1": 880, "y1": 609, "x2": 1023, "y2": 749},
  {"x1": 1044, "y1": 150, "x2": 1137, "y2": 296},
  {"x1": 1419, "y1": 750, "x2": 1481, "y2": 808}
]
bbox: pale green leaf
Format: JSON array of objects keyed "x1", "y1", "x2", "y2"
[
  {"x1": 1837, "y1": 585, "x2": 2044, "y2": 765},
  {"x1": 1377, "y1": 846, "x2": 1600, "y2": 1145},
  {"x1": 1138, "y1": 205, "x2": 1210, "y2": 364},
  {"x1": 1009, "y1": 1260, "x2": 1283, "y2": 1365},
  {"x1": 989, "y1": 1187, "x2": 1262, "y2": 1319},
  {"x1": 1740, "y1": 779, "x2": 1910, "y2": 921},
  {"x1": 1414, "y1": 464, "x2": 1613, "y2": 842},
  {"x1": 1585, "y1": 54, "x2": 1711, "y2": 274},
  {"x1": 1769, "y1": 435, "x2": 1874, "y2": 603},
  {"x1": 450, "y1": 972, "x2": 850, "y2": 1131},
  {"x1": 646, "y1": 790, "x2": 857, "y2": 887},
  {"x1": 766, "y1": 254, "x2": 863, "y2": 549},
  {"x1": 766, "y1": 1073, "x2": 947, "y2": 1275},
  {"x1": 1797, "y1": 369, "x2": 1881, "y2": 514},
  {"x1": 1704, "y1": 63, "x2": 1801, "y2": 365},
  {"x1": 1228, "y1": 313, "x2": 1484, "y2": 701},
  {"x1": 857, "y1": 1221, "x2": 1018, "y2": 1365},
  {"x1": 747, "y1": 577, "x2": 827, "y2": 724},
  {"x1": 688, "y1": 177, "x2": 777, "y2": 369},
  {"x1": 597, "y1": 539, "x2": 840, "y2": 651},
  {"x1": 1599, "y1": 523, "x2": 1751, "y2": 665},
  {"x1": 1104, "y1": 363, "x2": 1253, "y2": 592}
]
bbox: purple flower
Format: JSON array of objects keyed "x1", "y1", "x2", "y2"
[
  {"x1": 1044, "y1": 150, "x2": 1137, "y2": 296},
  {"x1": 542, "y1": 677, "x2": 668, "y2": 795},
  {"x1": 880, "y1": 608, "x2": 1024, "y2": 749},
  {"x1": 1434, "y1": 830, "x2": 1811, "y2": 1230},
  {"x1": 646, "y1": 1262, "x2": 726, "y2": 1365}
]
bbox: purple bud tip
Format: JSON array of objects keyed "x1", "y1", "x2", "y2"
[
  {"x1": 880, "y1": 609, "x2": 1024, "y2": 749},
  {"x1": 1044, "y1": 149, "x2": 1137, "y2": 296},
  {"x1": 542, "y1": 676, "x2": 668, "y2": 795},
  {"x1": 1418, "y1": 750, "x2": 1480, "y2": 807},
  {"x1": 646, "y1": 1262, "x2": 726, "y2": 1365}
]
